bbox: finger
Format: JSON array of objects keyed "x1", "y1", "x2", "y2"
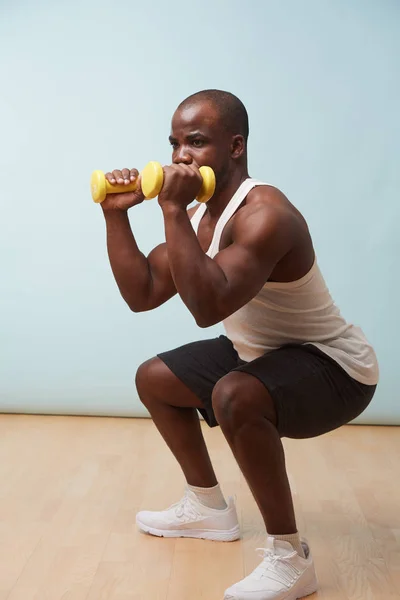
[
  {"x1": 105, "y1": 172, "x2": 116, "y2": 184},
  {"x1": 174, "y1": 163, "x2": 190, "y2": 178},
  {"x1": 130, "y1": 168, "x2": 139, "y2": 182},
  {"x1": 177, "y1": 162, "x2": 198, "y2": 174},
  {"x1": 112, "y1": 169, "x2": 124, "y2": 184},
  {"x1": 136, "y1": 173, "x2": 142, "y2": 190},
  {"x1": 121, "y1": 168, "x2": 131, "y2": 184},
  {"x1": 180, "y1": 163, "x2": 200, "y2": 180},
  {"x1": 187, "y1": 163, "x2": 200, "y2": 175},
  {"x1": 162, "y1": 164, "x2": 174, "y2": 177}
]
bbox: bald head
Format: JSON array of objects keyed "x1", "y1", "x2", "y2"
[
  {"x1": 177, "y1": 89, "x2": 249, "y2": 144},
  {"x1": 170, "y1": 89, "x2": 249, "y2": 187}
]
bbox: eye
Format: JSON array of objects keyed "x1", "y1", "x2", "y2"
[
  {"x1": 192, "y1": 139, "x2": 204, "y2": 148},
  {"x1": 170, "y1": 141, "x2": 179, "y2": 150}
]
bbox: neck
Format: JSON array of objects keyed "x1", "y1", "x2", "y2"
[{"x1": 206, "y1": 167, "x2": 250, "y2": 219}]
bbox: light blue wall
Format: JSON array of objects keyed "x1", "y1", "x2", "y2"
[{"x1": 1, "y1": 0, "x2": 399, "y2": 423}]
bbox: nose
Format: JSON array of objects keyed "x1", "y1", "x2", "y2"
[{"x1": 174, "y1": 146, "x2": 193, "y2": 165}]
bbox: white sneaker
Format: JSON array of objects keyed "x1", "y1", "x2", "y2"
[
  {"x1": 136, "y1": 488, "x2": 240, "y2": 542},
  {"x1": 224, "y1": 537, "x2": 318, "y2": 600}
]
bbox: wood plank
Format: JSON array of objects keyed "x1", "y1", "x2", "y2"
[{"x1": 0, "y1": 415, "x2": 397, "y2": 599}]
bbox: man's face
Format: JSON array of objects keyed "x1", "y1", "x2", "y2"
[{"x1": 169, "y1": 101, "x2": 234, "y2": 187}]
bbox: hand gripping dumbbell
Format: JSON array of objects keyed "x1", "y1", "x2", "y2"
[{"x1": 90, "y1": 161, "x2": 216, "y2": 204}]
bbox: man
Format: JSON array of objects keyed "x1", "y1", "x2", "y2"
[{"x1": 100, "y1": 90, "x2": 378, "y2": 600}]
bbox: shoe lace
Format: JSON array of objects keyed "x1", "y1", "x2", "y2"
[
  {"x1": 171, "y1": 492, "x2": 202, "y2": 522},
  {"x1": 254, "y1": 547, "x2": 301, "y2": 587}
]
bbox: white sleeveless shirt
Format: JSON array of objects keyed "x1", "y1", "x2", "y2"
[{"x1": 190, "y1": 178, "x2": 379, "y2": 386}]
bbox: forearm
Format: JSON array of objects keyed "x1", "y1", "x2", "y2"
[
  {"x1": 103, "y1": 210, "x2": 152, "y2": 311},
  {"x1": 162, "y1": 205, "x2": 229, "y2": 326}
]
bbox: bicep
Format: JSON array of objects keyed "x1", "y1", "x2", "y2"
[
  {"x1": 146, "y1": 243, "x2": 177, "y2": 309},
  {"x1": 212, "y1": 243, "x2": 274, "y2": 314},
  {"x1": 211, "y1": 209, "x2": 290, "y2": 318}
]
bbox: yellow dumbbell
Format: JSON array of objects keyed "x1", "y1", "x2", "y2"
[{"x1": 91, "y1": 161, "x2": 216, "y2": 204}]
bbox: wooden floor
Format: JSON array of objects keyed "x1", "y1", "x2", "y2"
[{"x1": 0, "y1": 415, "x2": 399, "y2": 600}]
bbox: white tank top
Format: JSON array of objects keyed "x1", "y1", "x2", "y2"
[{"x1": 190, "y1": 178, "x2": 379, "y2": 386}]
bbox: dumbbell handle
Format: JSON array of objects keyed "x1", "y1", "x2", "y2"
[
  {"x1": 91, "y1": 161, "x2": 215, "y2": 204},
  {"x1": 90, "y1": 171, "x2": 140, "y2": 204}
]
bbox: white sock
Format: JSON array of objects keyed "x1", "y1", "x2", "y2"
[
  {"x1": 187, "y1": 483, "x2": 228, "y2": 510},
  {"x1": 271, "y1": 531, "x2": 306, "y2": 558}
]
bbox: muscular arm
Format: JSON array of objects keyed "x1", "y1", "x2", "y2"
[
  {"x1": 103, "y1": 204, "x2": 201, "y2": 312},
  {"x1": 161, "y1": 188, "x2": 293, "y2": 327},
  {"x1": 103, "y1": 210, "x2": 176, "y2": 311}
]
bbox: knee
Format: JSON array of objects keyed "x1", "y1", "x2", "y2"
[
  {"x1": 212, "y1": 372, "x2": 276, "y2": 432},
  {"x1": 135, "y1": 357, "x2": 164, "y2": 405},
  {"x1": 211, "y1": 373, "x2": 256, "y2": 431}
]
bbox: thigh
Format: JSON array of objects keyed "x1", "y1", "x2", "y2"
[
  {"x1": 233, "y1": 344, "x2": 376, "y2": 439},
  {"x1": 157, "y1": 335, "x2": 245, "y2": 427}
]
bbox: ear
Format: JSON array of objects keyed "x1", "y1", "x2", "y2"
[{"x1": 231, "y1": 135, "x2": 245, "y2": 160}]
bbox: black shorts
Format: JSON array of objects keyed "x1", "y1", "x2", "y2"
[{"x1": 157, "y1": 335, "x2": 376, "y2": 439}]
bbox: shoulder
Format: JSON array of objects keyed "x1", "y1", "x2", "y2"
[
  {"x1": 231, "y1": 184, "x2": 307, "y2": 256},
  {"x1": 233, "y1": 184, "x2": 297, "y2": 235},
  {"x1": 246, "y1": 184, "x2": 294, "y2": 215}
]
